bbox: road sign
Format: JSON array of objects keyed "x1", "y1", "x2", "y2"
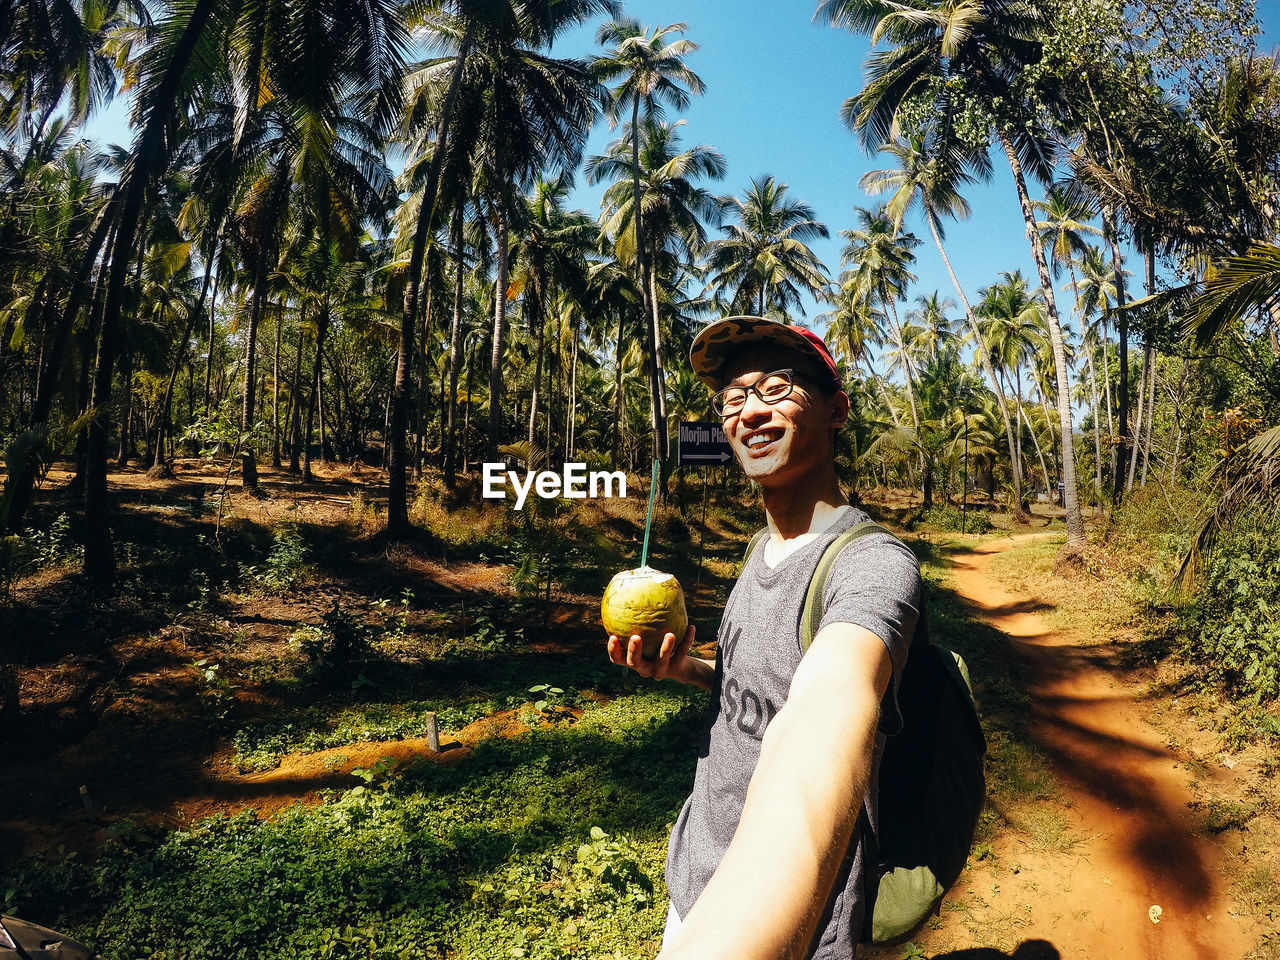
[{"x1": 679, "y1": 421, "x2": 733, "y2": 465}]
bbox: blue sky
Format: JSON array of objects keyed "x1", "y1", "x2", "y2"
[
  {"x1": 547, "y1": 0, "x2": 1280, "y2": 339},
  {"x1": 83, "y1": 2, "x2": 1279, "y2": 356}
]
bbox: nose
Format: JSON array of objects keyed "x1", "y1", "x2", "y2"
[{"x1": 737, "y1": 387, "x2": 773, "y2": 424}]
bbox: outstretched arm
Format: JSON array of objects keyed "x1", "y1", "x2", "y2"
[{"x1": 658, "y1": 622, "x2": 892, "y2": 960}]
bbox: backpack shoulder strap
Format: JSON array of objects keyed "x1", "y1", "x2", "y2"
[
  {"x1": 742, "y1": 527, "x2": 770, "y2": 567},
  {"x1": 800, "y1": 520, "x2": 894, "y2": 653}
]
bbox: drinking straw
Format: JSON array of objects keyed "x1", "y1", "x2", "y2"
[{"x1": 640, "y1": 457, "x2": 659, "y2": 568}]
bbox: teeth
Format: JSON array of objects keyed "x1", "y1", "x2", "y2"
[{"x1": 747, "y1": 432, "x2": 778, "y2": 448}]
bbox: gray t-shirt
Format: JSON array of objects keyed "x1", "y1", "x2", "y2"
[{"x1": 665, "y1": 507, "x2": 922, "y2": 959}]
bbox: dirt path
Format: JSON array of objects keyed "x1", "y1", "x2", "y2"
[{"x1": 942, "y1": 534, "x2": 1256, "y2": 959}]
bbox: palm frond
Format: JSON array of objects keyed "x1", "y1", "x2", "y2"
[{"x1": 1177, "y1": 425, "x2": 1280, "y2": 590}]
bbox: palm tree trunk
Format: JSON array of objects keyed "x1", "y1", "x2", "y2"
[
  {"x1": 999, "y1": 129, "x2": 1084, "y2": 547},
  {"x1": 1006, "y1": 368, "x2": 1024, "y2": 499},
  {"x1": 302, "y1": 311, "x2": 330, "y2": 483},
  {"x1": 925, "y1": 206, "x2": 1028, "y2": 520},
  {"x1": 1035, "y1": 378, "x2": 1058, "y2": 487},
  {"x1": 1127, "y1": 245, "x2": 1157, "y2": 491},
  {"x1": 884, "y1": 300, "x2": 921, "y2": 434},
  {"x1": 288, "y1": 324, "x2": 303, "y2": 472},
  {"x1": 628, "y1": 98, "x2": 664, "y2": 466},
  {"x1": 1021, "y1": 401, "x2": 1052, "y2": 499},
  {"x1": 1099, "y1": 311, "x2": 1115, "y2": 477},
  {"x1": 116, "y1": 344, "x2": 133, "y2": 467},
  {"x1": 150, "y1": 276, "x2": 212, "y2": 477},
  {"x1": 1140, "y1": 348, "x2": 1157, "y2": 486},
  {"x1": 435, "y1": 329, "x2": 446, "y2": 471},
  {"x1": 566, "y1": 316, "x2": 579, "y2": 460},
  {"x1": 487, "y1": 195, "x2": 510, "y2": 463},
  {"x1": 1084, "y1": 340, "x2": 1104, "y2": 509},
  {"x1": 1166, "y1": 361, "x2": 1190, "y2": 482},
  {"x1": 71, "y1": 266, "x2": 112, "y2": 496},
  {"x1": 648, "y1": 264, "x2": 670, "y2": 463},
  {"x1": 1104, "y1": 207, "x2": 1129, "y2": 504},
  {"x1": 271, "y1": 308, "x2": 282, "y2": 469},
  {"x1": 387, "y1": 280, "x2": 417, "y2": 532},
  {"x1": 527, "y1": 289, "x2": 544, "y2": 448},
  {"x1": 463, "y1": 336, "x2": 476, "y2": 472},
  {"x1": 1126, "y1": 343, "x2": 1149, "y2": 492},
  {"x1": 203, "y1": 264, "x2": 220, "y2": 416},
  {"x1": 1066, "y1": 259, "x2": 1096, "y2": 505},
  {"x1": 610, "y1": 310, "x2": 625, "y2": 471},
  {"x1": 545, "y1": 314, "x2": 559, "y2": 466},
  {"x1": 240, "y1": 255, "x2": 270, "y2": 491},
  {"x1": 443, "y1": 208, "x2": 466, "y2": 489}
]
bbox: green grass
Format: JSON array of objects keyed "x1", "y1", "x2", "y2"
[
  {"x1": 4, "y1": 687, "x2": 703, "y2": 960},
  {"x1": 230, "y1": 652, "x2": 649, "y2": 771}
]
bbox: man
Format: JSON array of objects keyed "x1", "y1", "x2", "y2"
[{"x1": 606, "y1": 316, "x2": 922, "y2": 960}]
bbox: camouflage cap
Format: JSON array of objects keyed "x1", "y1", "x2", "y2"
[{"x1": 689, "y1": 315, "x2": 840, "y2": 392}]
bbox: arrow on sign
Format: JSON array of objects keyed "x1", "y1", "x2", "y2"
[{"x1": 681, "y1": 451, "x2": 733, "y2": 463}]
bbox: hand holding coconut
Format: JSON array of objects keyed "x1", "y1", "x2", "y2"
[{"x1": 603, "y1": 566, "x2": 710, "y2": 689}]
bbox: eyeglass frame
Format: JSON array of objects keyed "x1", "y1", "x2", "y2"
[{"x1": 710, "y1": 368, "x2": 832, "y2": 419}]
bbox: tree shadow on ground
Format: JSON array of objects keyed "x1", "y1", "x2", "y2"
[
  {"x1": 928, "y1": 942, "x2": 1060, "y2": 959},
  {"x1": 920, "y1": 540, "x2": 1228, "y2": 931}
]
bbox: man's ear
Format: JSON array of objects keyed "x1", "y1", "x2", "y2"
[{"x1": 831, "y1": 390, "x2": 850, "y2": 430}]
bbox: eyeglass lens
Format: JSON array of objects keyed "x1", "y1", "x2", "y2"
[{"x1": 715, "y1": 370, "x2": 794, "y2": 415}]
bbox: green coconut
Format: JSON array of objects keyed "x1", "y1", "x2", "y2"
[{"x1": 601, "y1": 565, "x2": 688, "y2": 659}]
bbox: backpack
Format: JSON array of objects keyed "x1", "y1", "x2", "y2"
[{"x1": 743, "y1": 520, "x2": 987, "y2": 946}]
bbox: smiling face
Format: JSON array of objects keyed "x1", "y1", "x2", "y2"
[{"x1": 719, "y1": 345, "x2": 848, "y2": 492}]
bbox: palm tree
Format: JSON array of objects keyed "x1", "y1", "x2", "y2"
[
  {"x1": 273, "y1": 239, "x2": 384, "y2": 482},
  {"x1": 977, "y1": 271, "x2": 1047, "y2": 503},
  {"x1": 823, "y1": 0, "x2": 1087, "y2": 546},
  {"x1": 0, "y1": 135, "x2": 112, "y2": 531},
  {"x1": 840, "y1": 205, "x2": 923, "y2": 437},
  {"x1": 508, "y1": 176, "x2": 595, "y2": 458},
  {"x1": 819, "y1": 284, "x2": 883, "y2": 380},
  {"x1": 390, "y1": 0, "x2": 613, "y2": 532},
  {"x1": 460, "y1": 32, "x2": 605, "y2": 466},
  {"x1": 587, "y1": 119, "x2": 724, "y2": 465},
  {"x1": 1064, "y1": 251, "x2": 1112, "y2": 506},
  {"x1": 586, "y1": 257, "x2": 643, "y2": 470},
  {"x1": 592, "y1": 18, "x2": 704, "y2": 466},
  {"x1": 860, "y1": 133, "x2": 1030, "y2": 517},
  {"x1": 704, "y1": 174, "x2": 830, "y2": 317},
  {"x1": 1035, "y1": 186, "x2": 1102, "y2": 294},
  {"x1": 906, "y1": 292, "x2": 957, "y2": 361},
  {"x1": 78, "y1": 0, "x2": 408, "y2": 583},
  {"x1": 818, "y1": 285, "x2": 913, "y2": 444}
]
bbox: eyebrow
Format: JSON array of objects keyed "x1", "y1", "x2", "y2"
[{"x1": 726, "y1": 367, "x2": 791, "y2": 388}]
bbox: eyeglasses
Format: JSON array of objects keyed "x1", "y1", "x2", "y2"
[{"x1": 711, "y1": 368, "x2": 824, "y2": 418}]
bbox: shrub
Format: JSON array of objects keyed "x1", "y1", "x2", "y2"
[
  {"x1": 1183, "y1": 508, "x2": 1280, "y2": 702},
  {"x1": 292, "y1": 602, "x2": 376, "y2": 679},
  {"x1": 26, "y1": 512, "x2": 82, "y2": 568},
  {"x1": 919, "y1": 503, "x2": 992, "y2": 534},
  {"x1": 261, "y1": 524, "x2": 307, "y2": 588},
  {"x1": 0, "y1": 533, "x2": 29, "y2": 604}
]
